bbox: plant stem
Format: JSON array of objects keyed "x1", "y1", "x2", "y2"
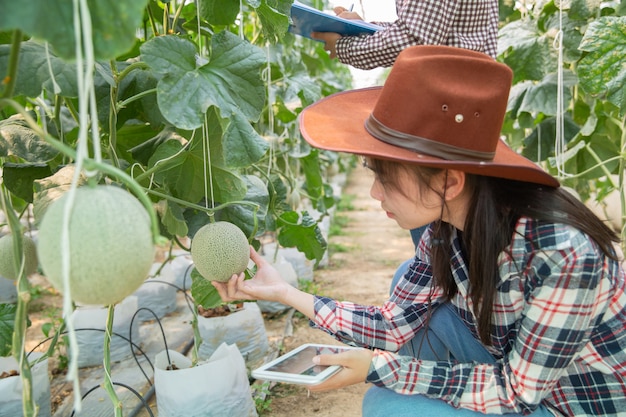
[
  {"x1": 108, "y1": 60, "x2": 121, "y2": 168},
  {"x1": 0, "y1": 186, "x2": 35, "y2": 417},
  {"x1": 146, "y1": 4, "x2": 160, "y2": 37},
  {"x1": 118, "y1": 88, "x2": 157, "y2": 108},
  {"x1": 146, "y1": 188, "x2": 260, "y2": 214},
  {"x1": 170, "y1": 0, "x2": 186, "y2": 34},
  {"x1": 116, "y1": 61, "x2": 149, "y2": 83},
  {"x1": 191, "y1": 304, "x2": 201, "y2": 366},
  {"x1": 1, "y1": 29, "x2": 22, "y2": 99},
  {"x1": 618, "y1": 116, "x2": 626, "y2": 253},
  {"x1": 585, "y1": 145, "x2": 616, "y2": 184},
  {"x1": 103, "y1": 305, "x2": 123, "y2": 417}
]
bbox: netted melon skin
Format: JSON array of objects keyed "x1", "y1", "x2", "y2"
[
  {"x1": 37, "y1": 185, "x2": 155, "y2": 306},
  {"x1": 191, "y1": 222, "x2": 250, "y2": 282}
]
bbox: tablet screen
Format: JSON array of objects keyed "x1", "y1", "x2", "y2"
[
  {"x1": 252, "y1": 344, "x2": 355, "y2": 385},
  {"x1": 265, "y1": 345, "x2": 332, "y2": 376}
]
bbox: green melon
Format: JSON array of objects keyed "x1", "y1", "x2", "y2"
[
  {"x1": 0, "y1": 234, "x2": 38, "y2": 280},
  {"x1": 190, "y1": 221, "x2": 250, "y2": 282},
  {"x1": 37, "y1": 185, "x2": 155, "y2": 306}
]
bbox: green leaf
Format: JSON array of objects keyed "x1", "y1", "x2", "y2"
[
  {"x1": 128, "y1": 126, "x2": 177, "y2": 165},
  {"x1": 221, "y1": 113, "x2": 269, "y2": 167},
  {"x1": 2, "y1": 163, "x2": 52, "y2": 203},
  {"x1": 287, "y1": 73, "x2": 322, "y2": 106},
  {"x1": 0, "y1": 41, "x2": 78, "y2": 97},
  {"x1": 191, "y1": 269, "x2": 223, "y2": 309},
  {"x1": 0, "y1": 303, "x2": 17, "y2": 357},
  {"x1": 577, "y1": 17, "x2": 626, "y2": 112},
  {"x1": 277, "y1": 210, "x2": 327, "y2": 262},
  {"x1": 115, "y1": 123, "x2": 166, "y2": 165},
  {"x1": 141, "y1": 31, "x2": 266, "y2": 130},
  {"x1": 0, "y1": 117, "x2": 59, "y2": 162},
  {"x1": 498, "y1": 20, "x2": 555, "y2": 82},
  {"x1": 0, "y1": 0, "x2": 150, "y2": 60},
  {"x1": 300, "y1": 149, "x2": 326, "y2": 210},
  {"x1": 149, "y1": 139, "x2": 247, "y2": 204},
  {"x1": 198, "y1": 0, "x2": 240, "y2": 25},
  {"x1": 158, "y1": 200, "x2": 189, "y2": 238},
  {"x1": 569, "y1": 0, "x2": 599, "y2": 21},
  {"x1": 220, "y1": 174, "x2": 270, "y2": 237},
  {"x1": 256, "y1": 0, "x2": 292, "y2": 43},
  {"x1": 116, "y1": 66, "x2": 165, "y2": 128},
  {"x1": 522, "y1": 116, "x2": 581, "y2": 162},
  {"x1": 578, "y1": 133, "x2": 621, "y2": 177},
  {"x1": 516, "y1": 71, "x2": 577, "y2": 117},
  {"x1": 541, "y1": 11, "x2": 584, "y2": 63},
  {"x1": 41, "y1": 322, "x2": 53, "y2": 338}
]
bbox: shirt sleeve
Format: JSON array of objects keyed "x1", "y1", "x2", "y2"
[
  {"x1": 335, "y1": 0, "x2": 496, "y2": 69},
  {"x1": 366, "y1": 228, "x2": 614, "y2": 414},
  {"x1": 310, "y1": 256, "x2": 445, "y2": 350}
]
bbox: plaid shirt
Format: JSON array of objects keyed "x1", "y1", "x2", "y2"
[
  {"x1": 336, "y1": 0, "x2": 498, "y2": 69},
  {"x1": 311, "y1": 217, "x2": 626, "y2": 416}
]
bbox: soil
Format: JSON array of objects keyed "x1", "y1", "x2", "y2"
[{"x1": 21, "y1": 166, "x2": 415, "y2": 417}]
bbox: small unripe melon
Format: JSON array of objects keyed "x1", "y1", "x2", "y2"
[
  {"x1": 190, "y1": 221, "x2": 250, "y2": 282},
  {"x1": 37, "y1": 185, "x2": 155, "y2": 306},
  {"x1": 0, "y1": 234, "x2": 38, "y2": 280}
]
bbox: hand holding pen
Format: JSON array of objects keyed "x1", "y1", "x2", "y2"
[{"x1": 334, "y1": 4, "x2": 362, "y2": 20}]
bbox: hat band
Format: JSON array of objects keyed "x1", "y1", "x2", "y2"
[{"x1": 365, "y1": 115, "x2": 495, "y2": 162}]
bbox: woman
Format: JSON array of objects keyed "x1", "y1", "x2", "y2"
[{"x1": 213, "y1": 46, "x2": 626, "y2": 416}]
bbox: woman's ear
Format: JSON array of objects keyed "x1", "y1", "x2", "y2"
[{"x1": 441, "y1": 169, "x2": 466, "y2": 201}]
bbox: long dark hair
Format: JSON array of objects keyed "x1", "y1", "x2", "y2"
[{"x1": 367, "y1": 158, "x2": 620, "y2": 345}]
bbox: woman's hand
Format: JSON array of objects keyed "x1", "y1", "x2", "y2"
[
  {"x1": 308, "y1": 348, "x2": 374, "y2": 392},
  {"x1": 211, "y1": 246, "x2": 290, "y2": 304}
]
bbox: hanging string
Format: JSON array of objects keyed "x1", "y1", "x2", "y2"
[
  {"x1": 264, "y1": 44, "x2": 274, "y2": 181},
  {"x1": 44, "y1": 43, "x2": 62, "y2": 95},
  {"x1": 191, "y1": 0, "x2": 216, "y2": 213},
  {"x1": 61, "y1": 0, "x2": 103, "y2": 411},
  {"x1": 202, "y1": 112, "x2": 216, "y2": 212},
  {"x1": 553, "y1": 0, "x2": 570, "y2": 178}
]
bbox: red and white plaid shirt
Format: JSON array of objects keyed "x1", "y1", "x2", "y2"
[
  {"x1": 311, "y1": 218, "x2": 626, "y2": 416},
  {"x1": 336, "y1": 0, "x2": 498, "y2": 69}
]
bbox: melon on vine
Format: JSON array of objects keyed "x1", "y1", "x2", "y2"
[
  {"x1": 0, "y1": 234, "x2": 38, "y2": 280},
  {"x1": 36, "y1": 185, "x2": 155, "y2": 306},
  {"x1": 190, "y1": 221, "x2": 250, "y2": 282}
]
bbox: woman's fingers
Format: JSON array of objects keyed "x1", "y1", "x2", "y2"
[
  {"x1": 307, "y1": 348, "x2": 374, "y2": 392},
  {"x1": 212, "y1": 273, "x2": 247, "y2": 301}
]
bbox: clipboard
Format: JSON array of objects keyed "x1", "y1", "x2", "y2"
[{"x1": 289, "y1": 1, "x2": 382, "y2": 41}]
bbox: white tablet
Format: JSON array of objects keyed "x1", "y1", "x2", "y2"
[{"x1": 252, "y1": 343, "x2": 355, "y2": 386}]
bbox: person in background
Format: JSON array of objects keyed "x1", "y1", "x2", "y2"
[
  {"x1": 213, "y1": 45, "x2": 626, "y2": 416},
  {"x1": 312, "y1": 0, "x2": 498, "y2": 68},
  {"x1": 313, "y1": 0, "x2": 498, "y2": 248}
]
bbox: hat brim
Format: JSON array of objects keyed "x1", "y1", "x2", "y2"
[{"x1": 300, "y1": 87, "x2": 560, "y2": 188}]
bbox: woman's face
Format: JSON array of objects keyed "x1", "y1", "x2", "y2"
[{"x1": 366, "y1": 160, "x2": 444, "y2": 230}]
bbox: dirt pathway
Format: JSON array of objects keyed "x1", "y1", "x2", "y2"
[{"x1": 262, "y1": 166, "x2": 415, "y2": 417}]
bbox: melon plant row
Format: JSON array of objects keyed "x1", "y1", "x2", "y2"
[
  {"x1": 0, "y1": 1, "x2": 352, "y2": 310},
  {"x1": 0, "y1": 1, "x2": 353, "y2": 415}
]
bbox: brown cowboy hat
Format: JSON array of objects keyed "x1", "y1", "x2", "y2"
[{"x1": 299, "y1": 45, "x2": 559, "y2": 188}]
